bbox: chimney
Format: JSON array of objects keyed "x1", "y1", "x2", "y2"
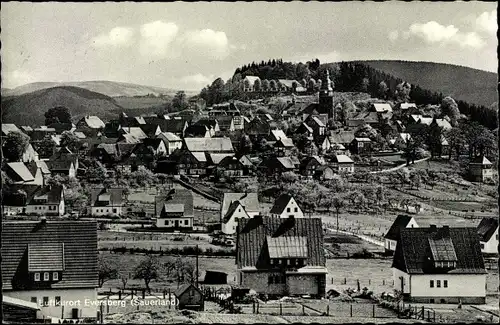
[{"x1": 40, "y1": 216, "x2": 47, "y2": 224}]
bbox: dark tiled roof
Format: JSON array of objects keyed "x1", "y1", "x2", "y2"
[
  {"x1": 195, "y1": 118, "x2": 218, "y2": 129},
  {"x1": 269, "y1": 194, "x2": 294, "y2": 215},
  {"x1": 392, "y1": 227, "x2": 486, "y2": 274},
  {"x1": 237, "y1": 216, "x2": 325, "y2": 268},
  {"x1": 45, "y1": 160, "x2": 73, "y2": 172},
  {"x1": 223, "y1": 201, "x2": 249, "y2": 223},
  {"x1": 384, "y1": 215, "x2": 413, "y2": 240},
  {"x1": 477, "y1": 217, "x2": 498, "y2": 242},
  {"x1": 90, "y1": 187, "x2": 125, "y2": 207},
  {"x1": 221, "y1": 193, "x2": 259, "y2": 220},
  {"x1": 26, "y1": 185, "x2": 64, "y2": 205},
  {"x1": 185, "y1": 124, "x2": 210, "y2": 137},
  {"x1": 139, "y1": 124, "x2": 161, "y2": 137},
  {"x1": 2, "y1": 221, "x2": 98, "y2": 290},
  {"x1": 155, "y1": 189, "x2": 193, "y2": 217}
]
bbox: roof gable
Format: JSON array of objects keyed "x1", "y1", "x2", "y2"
[
  {"x1": 155, "y1": 189, "x2": 194, "y2": 217},
  {"x1": 477, "y1": 217, "x2": 498, "y2": 242},
  {"x1": 269, "y1": 194, "x2": 295, "y2": 215},
  {"x1": 221, "y1": 193, "x2": 259, "y2": 219},
  {"x1": 384, "y1": 215, "x2": 414, "y2": 240}
]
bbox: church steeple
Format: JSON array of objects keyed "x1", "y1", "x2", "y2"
[
  {"x1": 321, "y1": 69, "x2": 334, "y2": 93},
  {"x1": 319, "y1": 69, "x2": 335, "y2": 120}
]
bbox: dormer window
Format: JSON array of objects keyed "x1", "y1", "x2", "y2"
[
  {"x1": 428, "y1": 234, "x2": 457, "y2": 269},
  {"x1": 44, "y1": 272, "x2": 50, "y2": 281},
  {"x1": 34, "y1": 273, "x2": 41, "y2": 281}
]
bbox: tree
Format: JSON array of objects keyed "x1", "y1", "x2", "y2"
[
  {"x1": 133, "y1": 256, "x2": 161, "y2": 293},
  {"x1": 98, "y1": 255, "x2": 118, "y2": 288},
  {"x1": 262, "y1": 79, "x2": 270, "y2": 92},
  {"x1": 395, "y1": 82, "x2": 411, "y2": 103},
  {"x1": 60, "y1": 131, "x2": 81, "y2": 153},
  {"x1": 441, "y1": 97, "x2": 460, "y2": 127},
  {"x1": 86, "y1": 161, "x2": 108, "y2": 183},
  {"x1": 378, "y1": 81, "x2": 388, "y2": 99},
  {"x1": 332, "y1": 196, "x2": 345, "y2": 231},
  {"x1": 3, "y1": 131, "x2": 30, "y2": 162},
  {"x1": 409, "y1": 172, "x2": 421, "y2": 190},
  {"x1": 35, "y1": 135, "x2": 57, "y2": 158},
  {"x1": 237, "y1": 134, "x2": 253, "y2": 156},
  {"x1": 172, "y1": 91, "x2": 188, "y2": 111},
  {"x1": 45, "y1": 106, "x2": 72, "y2": 125},
  {"x1": 254, "y1": 79, "x2": 262, "y2": 92},
  {"x1": 375, "y1": 185, "x2": 386, "y2": 205}
]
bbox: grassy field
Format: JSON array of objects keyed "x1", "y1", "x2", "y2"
[{"x1": 114, "y1": 96, "x2": 170, "y2": 109}]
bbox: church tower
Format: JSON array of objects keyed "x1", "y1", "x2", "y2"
[{"x1": 319, "y1": 69, "x2": 335, "y2": 120}]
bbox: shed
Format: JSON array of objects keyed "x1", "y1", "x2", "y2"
[
  {"x1": 175, "y1": 283, "x2": 204, "y2": 311},
  {"x1": 203, "y1": 270, "x2": 228, "y2": 285}
]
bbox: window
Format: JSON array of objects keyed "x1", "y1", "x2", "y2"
[
  {"x1": 34, "y1": 273, "x2": 41, "y2": 281},
  {"x1": 53, "y1": 272, "x2": 59, "y2": 281},
  {"x1": 430, "y1": 280, "x2": 434, "y2": 288},
  {"x1": 294, "y1": 207, "x2": 298, "y2": 213},
  {"x1": 106, "y1": 209, "x2": 109, "y2": 213},
  {"x1": 31, "y1": 297, "x2": 37, "y2": 304},
  {"x1": 480, "y1": 243, "x2": 485, "y2": 249},
  {"x1": 55, "y1": 296, "x2": 61, "y2": 306},
  {"x1": 287, "y1": 259, "x2": 291, "y2": 265},
  {"x1": 443, "y1": 280, "x2": 448, "y2": 288},
  {"x1": 436, "y1": 280, "x2": 441, "y2": 288},
  {"x1": 287, "y1": 207, "x2": 291, "y2": 213},
  {"x1": 113, "y1": 208, "x2": 117, "y2": 213},
  {"x1": 189, "y1": 290, "x2": 194, "y2": 297},
  {"x1": 44, "y1": 272, "x2": 50, "y2": 281},
  {"x1": 43, "y1": 297, "x2": 49, "y2": 307}
]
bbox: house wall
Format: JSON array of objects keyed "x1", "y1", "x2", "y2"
[
  {"x1": 166, "y1": 141, "x2": 182, "y2": 155},
  {"x1": 91, "y1": 206, "x2": 122, "y2": 217},
  {"x1": 286, "y1": 274, "x2": 320, "y2": 296},
  {"x1": 177, "y1": 287, "x2": 203, "y2": 310},
  {"x1": 240, "y1": 272, "x2": 287, "y2": 295},
  {"x1": 337, "y1": 163, "x2": 354, "y2": 174},
  {"x1": 156, "y1": 217, "x2": 193, "y2": 228},
  {"x1": 222, "y1": 205, "x2": 250, "y2": 235},
  {"x1": 2, "y1": 206, "x2": 24, "y2": 216},
  {"x1": 273, "y1": 198, "x2": 304, "y2": 219},
  {"x1": 385, "y1": 239, "x2": 397, "y2": 252},
  {"x1": 25, "y1": 204, "x2": 62, "y2": 216},
  {"x1": 4, "y1": 288, "x2": 98, "y2": 320},
  {"x1": 392, "y1": 268, "x2": 411, "y2": 294},
  {"x1": 481, "y1": 227, "x2": 499, "y2": 254}
]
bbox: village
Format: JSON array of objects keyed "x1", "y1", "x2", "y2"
[{"x1": 2, "y1": 63, "x2": 499, "y2": 324}]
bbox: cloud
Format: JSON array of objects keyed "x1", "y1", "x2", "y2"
[
  {"x1": 92, "y1": 27, "x2": 134, "y2": 47},
  {"x1": 180, "y1": 73, "x2": 213, "y2": 86},
  {"x1": 404, "y1": 21, "x2": 486, "y2": 49},
  {"x1": 181, "y1": 29, "x2": 230, "y2": 59},
  {"x1": 388, "y1": 30, "x2": 399, "y2": 42},
  {"x1": 475, "y1": 10, "x2": 497, "y2": 35},
  {"x1": 139, "y1": 21, "x2": 179, "y2": 57}
]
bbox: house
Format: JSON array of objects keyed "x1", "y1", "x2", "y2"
[
  {"x1": 155, "y1": 189, "x2": 194, "y2": 229},
  {"x1": 174, "y1": 283, "x2": 204, "y2": 311},
  {"x1": 47, "y1": 147, "x2": 78, "y2": 177},
  {"x1": 222, "y1": 200, "x2": 251, "y2": 235},
  {"x1": 24, "y1": 185, "x2": 65, "y2": 216},
  {"x1": 30, "y1": 127, "x2": 57, "y2": 142},
  {"x1": 384, "y1": 215, "x2": 419, "y2": 254},
  {"x1": 75, "y1": 116, "x2": 105, "y2": 137},
  {"x1": 314, "y1": 135, "x2": 331, "y2": 153},
  {"x1": 399, "y1": 103, "x2": 417, "y2": 111},
  {"x1": 314, "y1": 165, "x2": 335, "y2": 181},
  {"x1": 329, "y1": 131, "x2": 355, "y2": 148},
  {"x1": 119, "y1": 113, "x2": 147, "y2": 127},
  {"x1": 431, "y1": 118, "x2": 452, "y2": 131},
  {"x1": 407, "y1": 115, "x2": 433, "y2": 134},
  {"x1": 17, "y1": 144, "x2": 39, "y2": 163},
  {"x1": 350, "y1": 137, "x2": 372, "y2": 155},
  {"x1": 245, "y1": 117, "x2": 272, "y2": 138},
  {"x1": 194, "y1": 118, "x2": 220, "y2": 136},
  {"x1": 372, "y1": 103, "x2": 393, "y2": 113},
  {"x1": 305, "y1": 115, "x2": 326, "y2": 138},
  {"x1": 215, "y1": 116, "x2": 235, "y2": 132},
  {"x1": 469, "y1": 155, "x2": 494, "y2": 183},
  {"x1": 216, "y1": 155, "x2": 245, "y2": 178},
  {"x1": 139, "y1": 124, "x2": 162, "y2": 138},
  {"x1": 243, "y1": 76, "x2": 261, "y2": 92},
  {"x1": 1, "y1": 220, "x2": 98, "y2": 320},
  {"x1": 274, "y1": 137, "x2": 295, "y2": 157},
  {"x1": 330, "y1": 154, "x2": 354, "y2": 174},
  {"x1": 2, "y1": 295, "x2": 40, "y2": 322},
  {"x1": 299, "y1": 156, "x2": 326, "y2": 177},
  {"x1": 236, "y1": 215, "x2": 327, "y2": 298},
  {"x1": 353, "y1": 111, "x2": 380, "y2": 127},
  {"x1": 295, "y1": 123, "x2": 314, "y2": 140},
  {"x1": 392, "y1": 225, "x2": 487, "y2": 304},
  {"x1": 476, "y1": 217, "x2": 499, "y2": 255},
  {"x1": 184, "y1": 124, "x2": 211, "y2": 138},
  {"x1": 220, "y1": 192, "x2": 260, "y2": 224},
  {"x1": 5, "y1": 162, "x2": 42, "y2": 185},
  {"x1": 269, "y1": 194, "x2": 304, "y2": 219},
  {"x1": 260, "y1": 156, "x2": 298, "y2": 175},
  {"x1": 268, "y1": 129, "x2": 288, "y2": 144},
  {"x1": 2, "y1": 123, "x2": 22, "y2": 137},
  {"x1": 150, "y1": 118, "x2": 189, "y2": 137},
  {"x1": 157, "y1": 132, "x2": 183, "y2": 155},
  {"x1": 119, "y1": 127, "x2": 148, "y2": 141},
  {"x1": 90, "y1": 187, "x2": 125, "y2": 217},
  {"x1": 329, "y1": 143, "x2": 349, "y2": 156},
  {"x1": 168, "y1": 149, "x2": 208, "y2": 176}
]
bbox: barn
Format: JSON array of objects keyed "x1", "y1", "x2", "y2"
[{"x1": 175, "y1": 284, "x2": 204, "y2": 311}]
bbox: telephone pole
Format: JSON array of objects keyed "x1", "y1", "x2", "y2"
[{"x1": 196, "y1": 244, "x2": 199, "y2": 288}]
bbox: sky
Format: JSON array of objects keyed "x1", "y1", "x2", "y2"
[{"x1": 1, "y1": 2, "x2": 497, "y2": 91}]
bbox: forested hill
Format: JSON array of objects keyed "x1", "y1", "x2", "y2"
[{"x1": 201, "y1": 59, "x2": 496, "y2": 129}]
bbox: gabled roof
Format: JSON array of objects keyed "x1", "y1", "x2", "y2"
[
  {"x1": 35, "y1": 160, "x2": 51, "y2": 174},
  {"x1": 26, "y1": 185, "x2": 64, "y2": 205},
  {"x1": 275, "y1": 138, "x2": 295, "y2": 148},
  {"x1": 139, "y1": 124, "x2": 161, "y2": 137},
  {"x1": 400, "y1": 103, "x2": 417, "y2": 109},
  {"x1": 222, "y1": 200, "x2": 250, "y2": 223},
  {"x1": 157, "y1": 119, "x2": 188, "y2": 133},
  {"x1": 185, "y1": 124, "x2": 210, "y2": 137},
  {"x1": 470, "y1": 155, "x2": 492, "y2": 165},
  {"x1": 384, "y1": 215, "x2": 414, "y2": 240},
  {"x1": 79, "y1": 116, "x2": 105, "y2": 129},
  {"x1": 275, "y1": 157, "x2": 296, "y2": 169},
  {"x1": 310, "y1": 116, "x2": 326, "y2": 127},
  {"x1": 184, "y1": 137, "x2": 234, "y2": 153},
  {"x1": 2, "y1": 221, "x2": 98, "y2": 290},
  {"x1": 270, "y1": 129, "x2": 288, "y2": 142},
  {"x1": 6, "y1": 162, "x2": 35, "y2": 182},
  {"x1": 392, "y1": 226, "x2": 486, "y2": 274},
  {"x1": 476, "y1": 217, "x2": 499, "y2": 242},
  {"x1": 373, "y1": 103, "x2": 393, "y2": 113},
  {"x1": 90, "y1": 187, "x2": 125, "y2": 207},
  {"x1": 195, "y1": 118, "x2": 219, "y2": 129},
  {"x1": 2, "y1": 124, "x2": 21, "y2": 135},
  {"x1": 157, "y1": 131, "x2": 182, "y2": 142},
  {"x1": 215, "y1": 115, "x2": 234, "y2": 130},
  {"x1": 207, "y1": 153, "x2": 234, "y2": 165},
  {"x1": 155, "y1": 189, "x2": 194, "y2": 217},
  {"x1": 434, "y1": 118, "x2": 452, "y2": 130},
  {"x1": 354, "y1": 137, "x2": 371, "y2": 142},
  {"x1": 121, "y1": 127, "x2": 148, "y2": 140},
  {"x1": 297, "y1": 123, "x2": 313, "y2": 134},
  {"x1": 269, "y1": 194, "x2": 295, "y2": 215},
  {"x1": 237, "y1": 216, "x2": 325, "y2": 268},
  {"x1": 117, "y1": 133, "x2": 141, "y2": 144},
  {"x1": 355, "y1": 111, "x2": 379, "y2": 124},
  {"x1": 174, "y1": 283, "x2": 201, "y2": 297},
  {"x1": 332, "y1": 154, "x2": 353, "y2": 164},
  {"x1": 221, "y1": 193, "x2": 259, "y2": 219}
]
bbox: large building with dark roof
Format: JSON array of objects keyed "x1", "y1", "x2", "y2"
[
  {"x1": 476, "y1": 217, "x2": 498, "y2": 255},
  {"x1": 236, "y1": 215, "x2": 327, "y2": 298},
  {"x1": 392, "y1": 225, "x2": 487, "y2": 304},
  {"x1": 2, "y1": 220, "x2": 99, "y2": 320}
]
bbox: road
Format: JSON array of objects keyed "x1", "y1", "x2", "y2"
[{"x1": 369, "y1": 157, "x2": 431, "y2": 174}]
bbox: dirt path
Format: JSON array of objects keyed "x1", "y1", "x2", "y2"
[{"x1": 369, "y1": 157, "x2": 431, "y2": 174}]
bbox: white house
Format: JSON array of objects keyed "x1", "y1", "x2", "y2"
[
  {"x1": 477, "y1": 217, "x2": 498, "y2": 255},
  {"x1": 269, "y1": 194, "x2": 304, "y2": 219},
  {"x1": 155, "y1": 189, "x2": 194, "y2": 230},
  {"x1": 330, "y1": 154, "x2": 354, "y2": 174},
  {"x1": 384, "y1": 215, "x2": 418, "y2": 254},
  {"x1": 220, "y1": 193, "x2": 260, "y2": 222},
  {"x1": 392, "y1": 225, "x2": 487, "y2": 304},
  {"x1": 393, "y1": 133, "x2": 412, "y2": 151},
  {"x1": 221, "y1": 201, "x2": 250, "y2": 235},
  {"x1": 2, "y1": 220, "x2": 99, "y2": 321},
  {"x1": 25, "y1": 185, "x2": 65, "y2": 216},
  {"x1": 90, "y1": 187, "x2": 125, "y2": 217},
  {"x1": 157, "y1": 132, "x2": 183, "y2": 155}
]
